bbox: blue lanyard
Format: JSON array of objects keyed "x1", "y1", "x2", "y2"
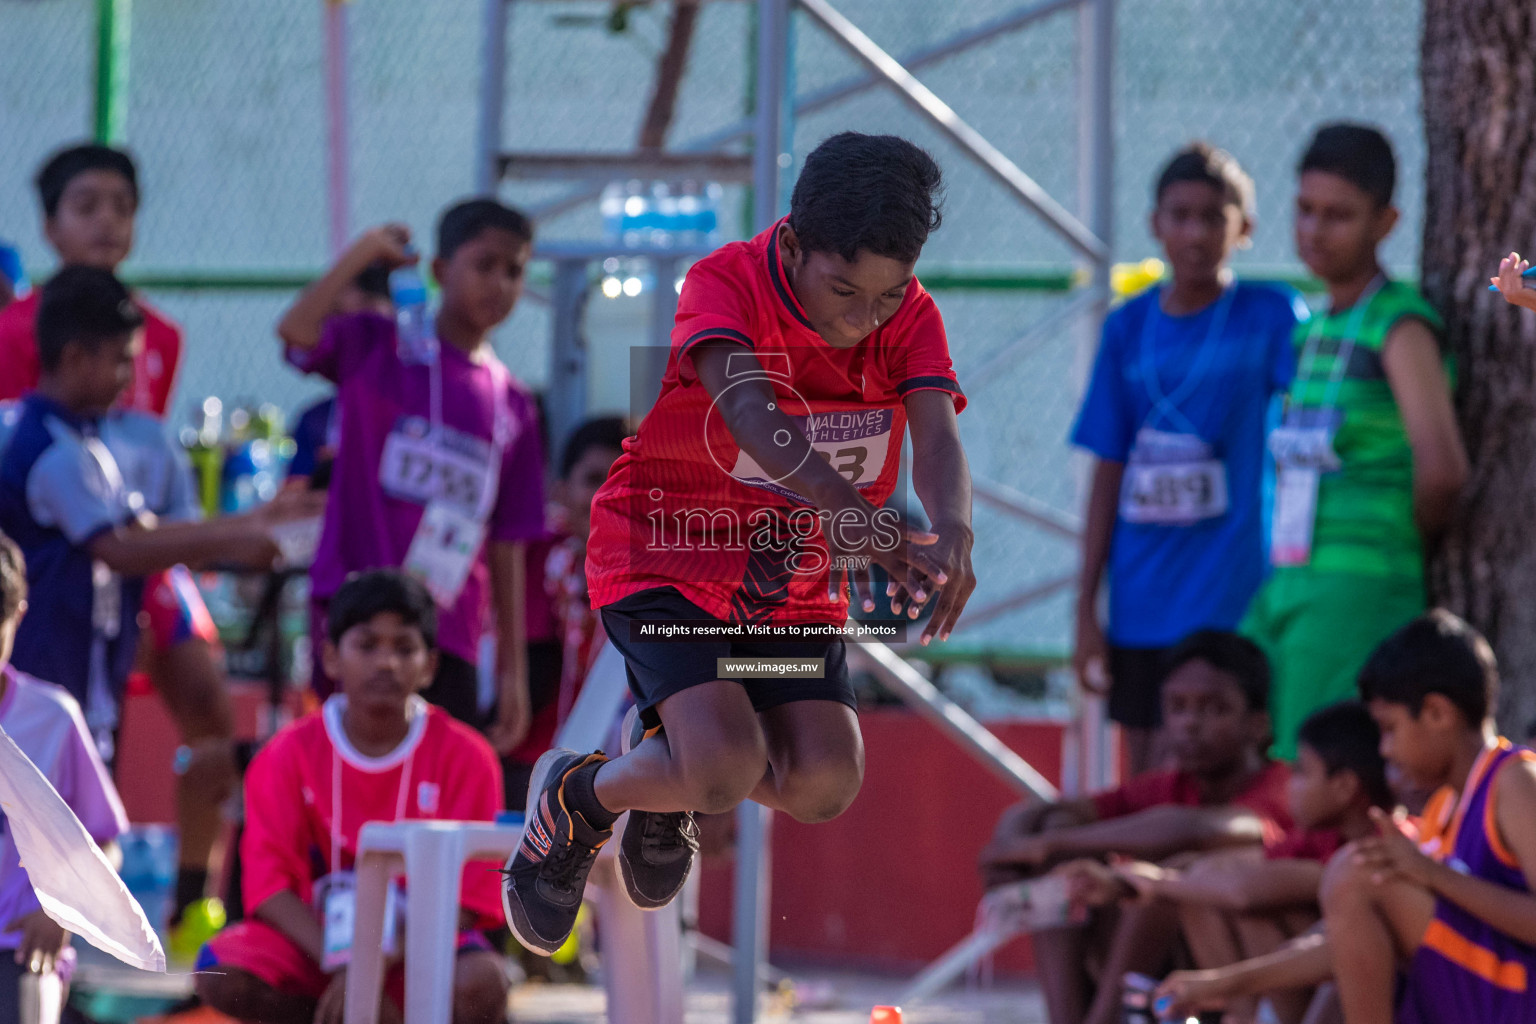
[{"x1": 1137, "y1": 284, "x2": 1237, "y2": 436}]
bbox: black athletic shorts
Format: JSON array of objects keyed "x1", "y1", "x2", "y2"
[
  {"x1": 599, "y1": 586, "x2": 856, "y2": 730},
  {"x1": 1107, "y1": 644, "x2": 1172, "y2": 730}
]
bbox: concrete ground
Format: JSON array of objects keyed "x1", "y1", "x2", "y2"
[{"x1": 510, "y1": 967, "x2": 1046, "y2": 1024}]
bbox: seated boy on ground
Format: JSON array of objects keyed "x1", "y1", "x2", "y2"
[
  {"x1": 1318, "y1": 610, "x2": 1536, "y2": 1024},
  {"x1": 1094, "y1": 702, "x2": 1393, "y2": 1024},
  {"x1": 979, "y1": 630, "x2": 1291, "y2": 1024},
  {"x1": 195, "y1": 569, "x2": 508, "y2": 1024},
  {"x1": 0, "y1": 530, "x2": 128, "y2": 1010}
]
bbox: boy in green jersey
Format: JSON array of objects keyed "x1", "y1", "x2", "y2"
[{"x1": 1244, "y1": 124, "x2": 1467, "y2": 759}]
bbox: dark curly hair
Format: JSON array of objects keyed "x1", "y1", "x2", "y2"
[{"x1": 789, "y1": 132, "x2": 944, "y2": 264}]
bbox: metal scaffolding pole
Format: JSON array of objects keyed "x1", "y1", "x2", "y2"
[
  {"x1": 526, "y1": 0, "x2": 1076, "y2": 224},
  {"x1": 1076, "y1": 0, "x2": 1116, "y2": 794},
  {"x1": 732, "y1": 1, "x2": 790, "y2": 1021},
  {"x1": 476, "y1": 0, "x2": 512, "y2": 194}
]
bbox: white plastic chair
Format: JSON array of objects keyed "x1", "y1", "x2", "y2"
[
  {"x1": 555, "y1": 639, "x2": 687, "y2": 1024},
  {"x1": 344, "y1": 820, "x2": 519, "y2": 1024}
]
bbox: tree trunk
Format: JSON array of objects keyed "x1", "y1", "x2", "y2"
[{"x1": 1422, "y1": 1, "x2": 1536, "y2": 737}]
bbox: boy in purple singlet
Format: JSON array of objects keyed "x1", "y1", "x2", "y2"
[
  {"x1": 277, "y1": 201, "x2": 547, "y2": 754},
  {"x1": 1321, "y1": 610, "x2": 1536, "y2": 1024}
]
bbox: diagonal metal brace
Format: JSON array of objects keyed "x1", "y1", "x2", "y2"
[{"x1": 796, "y1": 0, "x2": 1107, "y2": 262}]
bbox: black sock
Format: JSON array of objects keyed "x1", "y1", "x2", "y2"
[
  {"x1": 564, "y1": 760, "x2": 619, "y2": 831},
  {"x1": 173, "y1": 867, "x2": 210, "y2": 923}
]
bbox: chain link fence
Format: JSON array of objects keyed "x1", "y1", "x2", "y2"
[{"x1": 0, "y1": 0, "x2": 1425, "y2": 666}]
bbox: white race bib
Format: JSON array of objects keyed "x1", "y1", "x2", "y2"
[
  {"x1": 1119, "y1": 427, "x2": 1228, "y2": 525},
  {"x1": 379, "y1": 417, "x2": 496, "y2": 518},
  {"x1": 1271, "y1": 465, "x2": 1321, "y2": 567},
  {"x1": 404, "y1": 502, "x2": 487, "y2": 607},
  {"x1": 728, "y1": 408, "x2": 895, "y2": 504},
  {"x1": 319, "y1": 872, "x2": 357, "y2": 971}
]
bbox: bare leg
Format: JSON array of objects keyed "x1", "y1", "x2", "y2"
[
  {"x1": 1033, "y1": 923, "x2": 1095, "y2": 1024},
  {"x1": 1234, "y1": 912, "x2": 1316, "y2": 1024},
  {"x1": 748, "y1": 700, "x2": 864, "y2": 823},
  {"x1": 592, "y1": 681, "x2": 767, "y2": 814},
  {"x1": 1320, "y1": 844, "x2": 1434, "y2": 1024},
  {"x1": 1084, "y1": 898, "x2": 1182, "y2": 1024},
  {"x1": 145, "y1": 635, "x2": 237, "y2": 915}
]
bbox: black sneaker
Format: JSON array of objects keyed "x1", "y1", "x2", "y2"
[
  {"x1": 501, "y1": 748, "x2": 612, "y2": 955},
  {"x1": 616, "y1": 705, "x2": 700, "y2": 910}
]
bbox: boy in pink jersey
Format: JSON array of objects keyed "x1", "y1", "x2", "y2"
[
  {"x1": 195, "y1": 569, "x2": 509, "y2": 1024},
  {"x1": 278, "y1": 201, "x2": 546, "y2": 753},
  {"x1": 1322, "y1": 611, "x2": 1536, "y2": 1024},
  {"x1": 0, "y1": 530, "x2": 128, "y2": 1010}
]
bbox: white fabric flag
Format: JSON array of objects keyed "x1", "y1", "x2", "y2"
[{"x1": 0, "y1": 724, "x2": 165, "y2": 972}]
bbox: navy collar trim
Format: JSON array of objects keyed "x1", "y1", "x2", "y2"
[{"x1": 764, "y1": 218, "x2": 818, "y2": 333}]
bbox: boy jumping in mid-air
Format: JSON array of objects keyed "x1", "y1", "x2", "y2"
[{"x1": 502, "y1": 131, "x2": 976, "y2": 955}]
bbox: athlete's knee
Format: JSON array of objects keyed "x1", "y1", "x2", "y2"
[
  {"x1": 778, "y1": 754, "x2": 864, "y2": 823},
  {"x1": 1320, "y1": 841, "x2": 1372, "y2": 914},
  {"x1": 677, "y1": 733, "x2": 767, "y2": 814}
]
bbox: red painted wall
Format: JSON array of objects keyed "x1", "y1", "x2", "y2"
[{"x1": 697, "y1": 711, "x2": 1069, "y2": 976}]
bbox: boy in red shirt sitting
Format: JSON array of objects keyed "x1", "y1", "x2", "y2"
[
  {"x1": 194, "y1": 570, "x2": 508, "y2": 1024},
  {"x1": 979, "y1": 631, "x2": 1290, "y2": 1024},
  {"x1": 1109, "y1": 701, "x2": 1392, "y2": 1024}
]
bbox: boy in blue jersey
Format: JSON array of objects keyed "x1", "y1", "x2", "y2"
[
  {"x1": 1322, "y1": 611, "x2": 1536, "y2": 1024},
  {"x1": 0, "y1": 267, "x2": 310, "y2": 761},
  {"x1": 1072, "y1": 143, "x2": 1306, "y2": 772}
]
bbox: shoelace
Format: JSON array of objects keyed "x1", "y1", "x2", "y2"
[
  {"x1": 537, "y1": 836, "x2": 602, "y2": 893},
  {"x1": 643, "y1": 811, "x2": 700, "y2": 854}
]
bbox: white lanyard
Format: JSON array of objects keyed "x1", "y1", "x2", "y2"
[
  {"x1": 1292, "y1": 275, "x2": 1385, "y2": 415},
  {"x1": 1137, "y1": 284, "x2": 1237, "y2": 437},
  {"x1": 329, "y1": 740, "x2": 415, "y2": 879},
  {"x1": 424, "y1": 343, "x2": 514, "y2": 522}
]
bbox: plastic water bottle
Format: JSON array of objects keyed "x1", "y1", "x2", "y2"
[
  {"x1": 650, "y1": 182, "x2": 677, "y2": 248},
  {"x1": 390, "y1": 256, "x2": 436, "y2": 365},
  {"x1": 600, "y1": 182, "x2": 625, "y2": 242},
  {"x1": 220, "y1": 441, "x2": 257, "y2": 514},
  {"x1": 620, "y1": 180, "x2": 648, "y2": 248},
  {"x1": 702, "y1": 182, "x2": 723, "y2": 244}
]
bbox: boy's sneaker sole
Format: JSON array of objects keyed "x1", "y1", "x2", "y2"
[
  {"x1": 501, "y1": 747, "x2": 610, "y2": 955},
  {"x1": 616, "y1": 705, "x2": 699, "y2": 911}
]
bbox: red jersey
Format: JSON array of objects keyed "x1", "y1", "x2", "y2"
[
  {"x1": 240, "y1": 698, "x2": 504, "y2": 926},
  {"x1": 585, "y1": 219, "x2": 965, "y2": 624},
  {"x1": 1090, "y1": 760, "x2": 1294, "y2": 847},
  {"x1": 0, "y1": 290, "x2": 182, "y2": 416}
]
